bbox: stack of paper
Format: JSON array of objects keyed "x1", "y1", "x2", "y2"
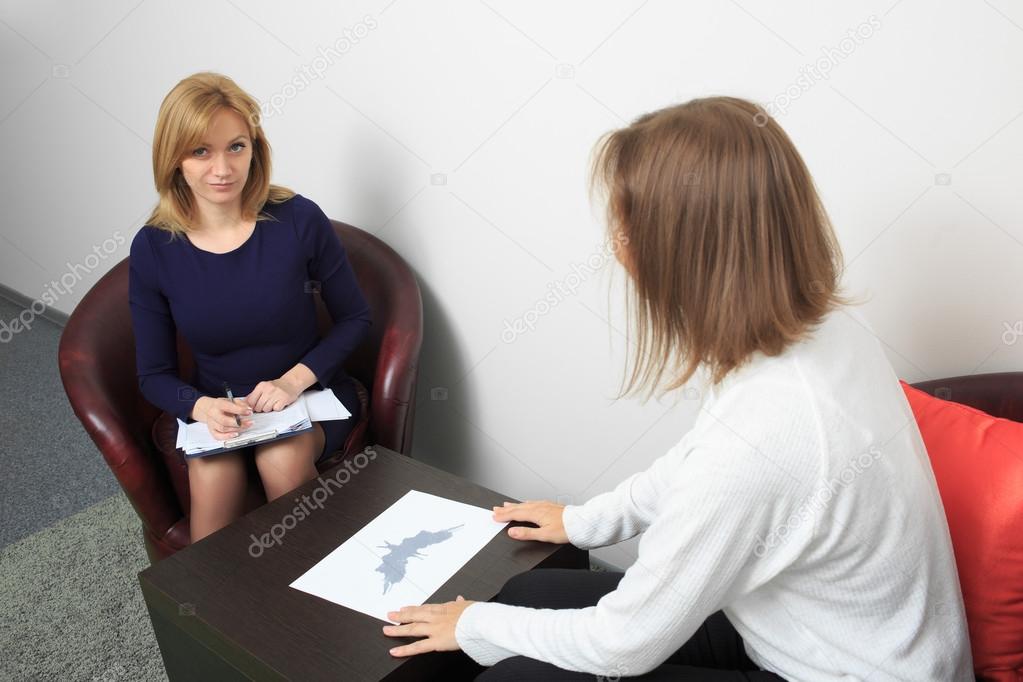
[{"x1": 176, "y1": 388, "x2": 351, "y2": 456}]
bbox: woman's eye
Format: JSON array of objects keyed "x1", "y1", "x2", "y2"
[{"x1": 191, "y1": 143, "x2": 244, "y2": 156}]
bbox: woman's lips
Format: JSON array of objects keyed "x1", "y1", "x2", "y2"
[{"x1": 210, "y1": 182, "x2": 234, "y2": 191}]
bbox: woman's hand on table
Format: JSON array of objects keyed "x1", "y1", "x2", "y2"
[
  {"x1": 492, "y1": 500, "x2": 569, "y2": 544},
  {"x1": 383, "y1": 595, "x2": 475, "y2": 657}
]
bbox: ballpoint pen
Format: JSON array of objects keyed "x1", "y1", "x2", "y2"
[{"x1": 222, "y1": 381, "x2": 242, "y2": 428}]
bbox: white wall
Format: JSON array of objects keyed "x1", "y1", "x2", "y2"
[{"x1": 3, "y1": 0, "x2": 1022, "y2": 568}]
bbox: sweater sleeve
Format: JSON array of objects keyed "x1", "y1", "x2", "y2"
[
  {"x1": 561, "y1": 437, "x2": 688, "y2": 550},
  {"x1": 455, "y1": 439, "x2": 814, "y2": 675},
  {"x1": 295, "y1": 198, "x2": 372, "y2": 386},
  {"x1": 128, "y1": 229, "x2": 205, "y2": 422}
]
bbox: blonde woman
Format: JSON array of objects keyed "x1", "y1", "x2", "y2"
[
  {"x1": 129, "y1": 72, "x2": 371, "y2": 542},
  {"x1": 382, "y1": 97, "x2": 972, "y2": 680}
]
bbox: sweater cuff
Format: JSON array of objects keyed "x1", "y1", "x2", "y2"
[
  {"x1": 455, "y1": 602, "x2": 519, "y2": 667},
  {"x1": 562, "y1": 503, "x2": 607, "y2": 550}
]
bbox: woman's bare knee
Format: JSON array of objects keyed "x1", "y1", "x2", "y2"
[{"x1": 255, "y1": 432, "x2": 320, "y2": 501}]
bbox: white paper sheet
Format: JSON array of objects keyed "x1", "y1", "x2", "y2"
[
  {"x1": 303, "y1": 388, "x2": 352, "y2": 421},
  {"x1": 290, "y1": 490, "x2": 508, "y2": 622}
]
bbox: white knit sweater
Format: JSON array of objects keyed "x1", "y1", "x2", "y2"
[{"x1": 455, "y1": 307, "x2": 973, "y2": 680}]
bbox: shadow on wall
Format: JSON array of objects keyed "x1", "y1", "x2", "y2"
[
  {"x1": 409, "y1": 277, "x2": 481, "y2": 476},
  {"x1": 337, "y1": 133, "x2": 475, "y2": 472}
]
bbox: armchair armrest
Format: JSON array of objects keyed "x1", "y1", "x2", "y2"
[
  {"x1": 58, "y1": 261, "x2": 183, "y2": 541},
  {"x1": 910, "y1": 372, "x2": 1023, "y2": 423}
]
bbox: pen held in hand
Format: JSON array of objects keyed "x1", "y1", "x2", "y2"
[{"x1": 222, "y1": 381, "x2": 242, "y2": 428}]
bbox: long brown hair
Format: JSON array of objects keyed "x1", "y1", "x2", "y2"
[
  {"x1": 591, "y1": 96, "x2": 858, "y2": 399},
  {"x1": 146, "y1": 72, "x2": 294, "y2": 236}
]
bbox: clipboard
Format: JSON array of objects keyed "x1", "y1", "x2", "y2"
[
  {"x1": 182, "y1": 422, "x2": 314, "y2": 458},
  {"x1": 176, "y1": 389, "x2": 350, "y2": 458}
]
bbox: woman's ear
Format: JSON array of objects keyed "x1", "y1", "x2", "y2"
[{"x1": 612, "y1": 228, "x2": 635, "y2": 278}]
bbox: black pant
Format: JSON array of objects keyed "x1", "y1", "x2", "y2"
[{"x1": 475, "y1": 569, "x2": 786, "y2": 681}]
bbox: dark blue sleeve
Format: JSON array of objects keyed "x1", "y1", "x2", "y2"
[
  {"x1": 128, "y1": 229, "x2": 205, "y2": 422},
  {"x1": 296, "y1": 199, "x2": 372, "y2": 386}
]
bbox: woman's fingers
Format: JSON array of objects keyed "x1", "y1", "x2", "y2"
[
  {"x1": 492, "y1": 501, "x2": 550, "y2": 520},
  {"x1": 507, "y1": 525, "x2": 543, "y2": 541},
  {"x1": 205, "y1": 398, "x2": 252, "y2": 438},
  {"x1": 492, "y1": 501, "x2": 569, "y2": 544},
  {"x1": 382, "y1": 622, "x2": 430, "y2": 638},
  {"x1": 494, "y1": 502, "x2": 547, "y2": 541},
  {"x1": 491, "y1": 504, "x2": 537, "y2": 523}
]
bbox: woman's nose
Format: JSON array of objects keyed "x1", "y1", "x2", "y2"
[{"x1": 212, "y1": 153, "x2": 231, "y2": 176}]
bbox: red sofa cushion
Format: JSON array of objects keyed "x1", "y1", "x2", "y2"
[{"x1": 900, "y1": 380, "x2": 1023, "y2": 680}]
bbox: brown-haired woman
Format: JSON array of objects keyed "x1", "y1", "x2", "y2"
[
  {"x1": 129, "y1": 72, "x2": 371, "y2": 542},
  {"x1": 382, "y1": 97, "x2": 972, "y2": 681}
]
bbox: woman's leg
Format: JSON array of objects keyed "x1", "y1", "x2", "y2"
[
  {"x1": 476, "y1": 569, "x2": 784, "y2": 681},
  {"x1": 254, "y1": 423, "x2": 325, "y2": 501},
  {"x1": 186, "y1": 450, "x2": 248, "y2": 542},
  {"x1": 492, "y1": 567, "x2": 625, "y2": 609}
]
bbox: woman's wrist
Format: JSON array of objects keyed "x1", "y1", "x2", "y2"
[
  {"x1": 191, "y1": 395, "x2": 212, "y2": 422},
  {"x1": 280, "y1": 363, "x2": 317, "y2": 394}
]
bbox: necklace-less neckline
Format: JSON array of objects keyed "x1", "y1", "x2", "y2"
[{"x1": 185, "y1": 222, "x2": 258, "y2": 255}]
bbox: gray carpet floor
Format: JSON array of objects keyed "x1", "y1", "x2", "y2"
[
  {"x1": 0, "y1": 296, "x2": 166, "y2": 681},
  {"x1": 0, "y1": 493, "x2": 167, "y2": 681}
]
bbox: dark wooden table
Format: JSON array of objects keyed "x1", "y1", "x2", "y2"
[{"x1": 139, "y1": 445, "x2": 588, "y2": 681}]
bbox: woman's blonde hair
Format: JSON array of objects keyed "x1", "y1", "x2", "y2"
[
  {"x1": 146, "y1": 72, "x2": 294, "y2": 235},
  {"x1": 591, "y1": 96, "x2": 859, "y2": 399}
]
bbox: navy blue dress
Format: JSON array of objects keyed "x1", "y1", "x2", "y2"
[{"x1": 128, "y1": 193, "x2": 371, "y2": 461}]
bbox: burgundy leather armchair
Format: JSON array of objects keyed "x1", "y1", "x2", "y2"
[{"x1": 58, "y1": 221, "x2": 423, "y2": 563}]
